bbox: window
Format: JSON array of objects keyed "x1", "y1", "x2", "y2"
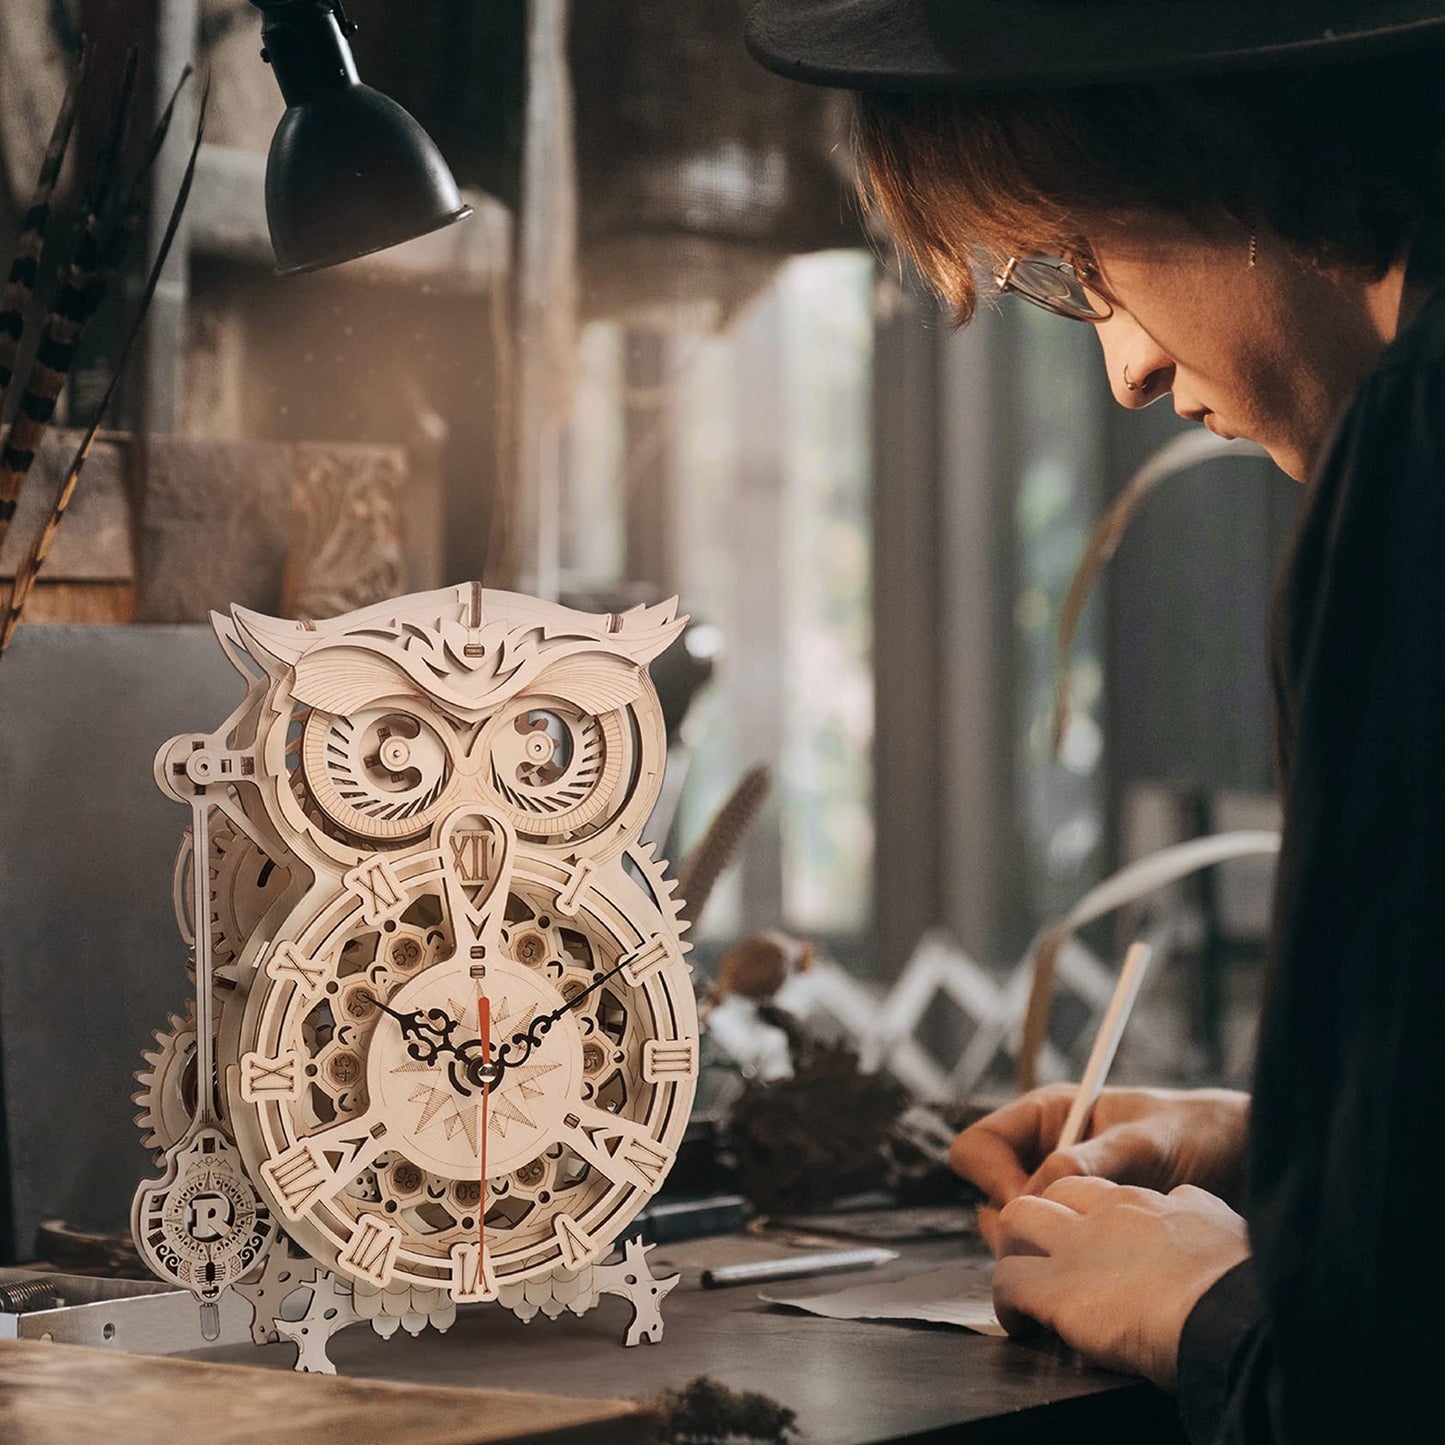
[{"x1": 560, "y1": 252, "x2": 876, "y2": 954}]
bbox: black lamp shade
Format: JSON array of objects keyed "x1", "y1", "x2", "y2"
[
  {"x1": 266, "y1": 85, "x2": 472, "y2": 276},
  {"x1": 257, "y1": 2, "x2": 471, "y2": 276}
]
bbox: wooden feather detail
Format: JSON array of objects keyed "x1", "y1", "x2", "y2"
[
  {"x1": 290, "y1": 649, "x2": 425, "y2": 715},
  {"x1": 0, "y1": 43, "x2": 87, "y2": 415},
  {"x1": 676, "y1": 763, "x2": 772, "y2": 929},
  {"x1": 530, "y1": 653, "x2": 644, "y2": 715},
  {"x1": 1, "y1": 72, "x2": 205, "y2": 655}
]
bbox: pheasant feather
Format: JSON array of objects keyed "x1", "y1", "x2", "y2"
[
  {"x1": 1, "y1": 75, "x2": 206, "y2": 654},
  {"x1": 0, "y1": 45, "x2": 86, "y2": 452},
  {"x1": 0, "y1": 50, "x2": 138, "y2": 550}
]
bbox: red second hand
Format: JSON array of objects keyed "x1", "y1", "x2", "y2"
[{"x1": 478, "y1": 994, "x2": 490, "y2": 1270}]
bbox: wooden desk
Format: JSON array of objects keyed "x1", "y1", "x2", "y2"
[
  {"x1": 0, "y1": 1336, "x2": 652, "y2": 1445},
  {"x1": 186, "y1": 1234, "x2": 1187, "y2": 1445}
]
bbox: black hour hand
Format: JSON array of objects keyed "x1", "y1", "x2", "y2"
[{"x1": 366, "y1": 992, "x2": 459, "y2": 1067}]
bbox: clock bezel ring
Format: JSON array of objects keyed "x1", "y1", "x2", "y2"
[{"x1": 227, "y1": 851, "x2": 697, "y2": 1295}]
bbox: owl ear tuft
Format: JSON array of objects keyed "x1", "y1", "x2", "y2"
[
  {"x1": 210, "y1": 609, "x2": 270, "y2": 685},
  {"x1": 612, "y1": 598, "x2": 688, "y2": 666},
  {"x1": 230, "y1": 605, "x2": 314, "y2": 677}
]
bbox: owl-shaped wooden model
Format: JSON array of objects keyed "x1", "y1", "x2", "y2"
[{"x1": 130, "y1": 585, "x2": 699, "y2": 1372}]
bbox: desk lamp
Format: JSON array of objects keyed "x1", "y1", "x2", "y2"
[{"x1": 250, "y1": 0, "x2": 472, "y2": 275}]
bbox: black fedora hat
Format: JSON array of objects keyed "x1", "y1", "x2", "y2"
[{"x1": 746, "y1": 1, "x2": 1445, "y2": 90}]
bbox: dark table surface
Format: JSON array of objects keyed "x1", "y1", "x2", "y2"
[{"x1": 185, "y1": 1231, "x2": 1188, "y2": 1445}]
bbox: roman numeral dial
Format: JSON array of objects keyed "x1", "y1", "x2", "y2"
[{"x1": 557, "y1": 1106, "x2": 676, "y2": 1192}]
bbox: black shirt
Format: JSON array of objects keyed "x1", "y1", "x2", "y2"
[{"x1": 1176, "y1": 283, "x2": 1445, "y2": 1441}]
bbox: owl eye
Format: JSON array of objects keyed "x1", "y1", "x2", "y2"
[
  {"x1": 299, "y1": 705, "x2": 455, "y2": 844},
  {"x1": 481, "y1": 698, "x2": 636, "y2": 844}
]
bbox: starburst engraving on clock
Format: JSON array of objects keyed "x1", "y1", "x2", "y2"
[
  {"x1": 474, "y1": 993, "x2": 564, "y2": 1138},
  {"x1": 388, "y1": 988, "x2": 563, "y2": 1150},
  {"x1": 393, "y1": 1070, "x2": 479, "y2": 1151},
  {"x1": 487, "y1": 1057, "x2": 561, "y2": 1137}
]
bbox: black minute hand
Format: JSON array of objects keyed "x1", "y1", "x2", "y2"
[{"x1": 491, "y1": 949, "x2": 643, "y2": 1074}]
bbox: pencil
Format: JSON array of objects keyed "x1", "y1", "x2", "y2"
[
  {"x1": 1056, "y1": 940, "x2": 1153, "y2": 1151},
  {"x1": 700, "y1": 1247, "x2": 898, "y2": 1289}
]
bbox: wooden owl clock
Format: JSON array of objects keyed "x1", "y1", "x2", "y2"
[{"x1": 130, "y1": 584, "x2": 700, "y2": 1372}]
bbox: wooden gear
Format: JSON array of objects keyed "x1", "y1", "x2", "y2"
[{"x1": 131, "y1": 584, "x2": 700, "y2": 1370}]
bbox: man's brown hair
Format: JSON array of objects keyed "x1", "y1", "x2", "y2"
[{"x1": 854, "y1": 54, "x2": 1445, "y2": 322}]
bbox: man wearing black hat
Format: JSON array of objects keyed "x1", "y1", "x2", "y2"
[{"x1": 748, "y1": 5, "x2": 1445, "y2": 1441}]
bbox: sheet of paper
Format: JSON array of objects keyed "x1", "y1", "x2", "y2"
[
  {"x1": 762, "y1": 1262, "x2": 1005, "y2": 1337},
  {"x1": 767, "y1": 1202, "x2": 978, "y2": 1243}
]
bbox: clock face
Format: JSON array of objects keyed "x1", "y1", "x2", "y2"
[
  {"x1": 230, "y1": 855, "x2": 695, "y2": 1295},
  {"x1": 153, "y1": 587, "x2": 699, "y2": 1304}
]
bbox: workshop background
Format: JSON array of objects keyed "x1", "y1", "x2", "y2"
[{"x1": 0, "y1": 0, "x2": 1297, "y2": 1264}]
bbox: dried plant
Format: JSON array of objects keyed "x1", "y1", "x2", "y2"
[
  {"x1": 728, "y1": 1033, "x2": 908, "y2": 1214},
  {"x1": 653, "y1": 1375, "x2": 798, "y2": 1445}
]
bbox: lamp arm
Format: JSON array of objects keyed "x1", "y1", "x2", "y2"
[{"x1": 249, "y1": 0, "x2": 356, "y2": 37}]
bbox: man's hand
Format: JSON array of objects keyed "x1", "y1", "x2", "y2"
[
  {"x1": 993, "y1": 1177, "x2": 1249, "y2": 1388},
  {"x1": 952, "y1": 1085, "x2": 1248, "y2": 1249}
]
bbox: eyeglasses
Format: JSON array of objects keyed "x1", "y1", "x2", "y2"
[{"x1": 994, "y1": 256, "x2": 1114, "y2": 323}]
